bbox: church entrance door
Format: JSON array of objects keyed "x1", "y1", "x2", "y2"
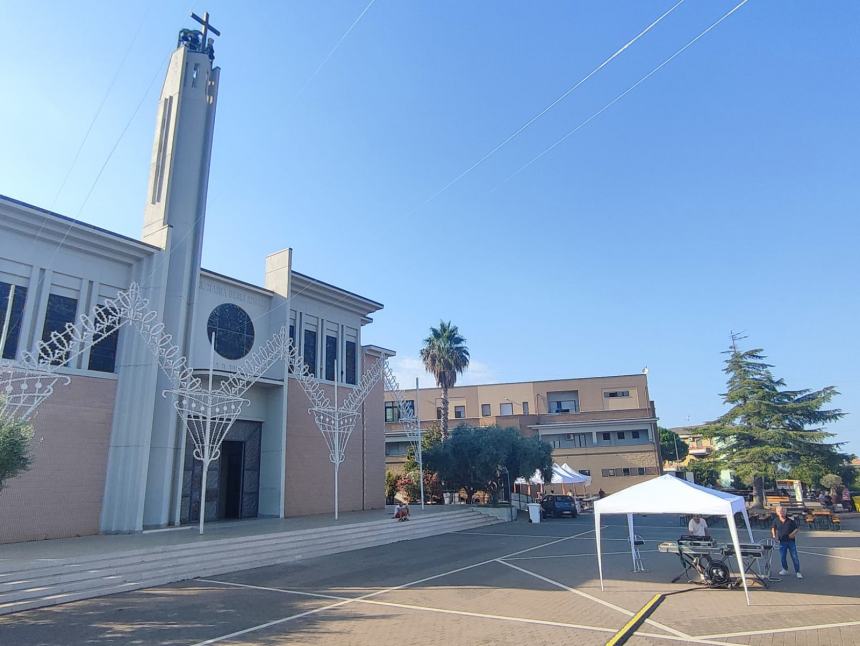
[
  {"x1": 219, "y1": 441, "x2": 244, "y2": 519},
  {"x1": 180, "y1": 421, "x2": 261, "y2": 524}
]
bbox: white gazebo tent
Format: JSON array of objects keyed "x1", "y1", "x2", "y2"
[
  {"x1": 559, "y1": 463, "x2": 592, "y2": 486},
  {"x1": 558, "y1": 463, "x2": 592, "y2": 509},
  {"x1": 594, "y1": 474, "x2": 755, "y2": 605}
]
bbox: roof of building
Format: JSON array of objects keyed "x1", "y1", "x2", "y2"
[
  {"x1": 1, "y1": 193, "x2": 160, "y2": 254},
  {"x1": 384, "y1": 374, "x2": 648, "y2": 392},
  {"x1": 1, "y1": 194, "x2": 383, "y2": 315}
]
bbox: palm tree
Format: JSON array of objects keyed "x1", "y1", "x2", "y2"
[{"x1": 420, "y1": 321, "x2": 470, "y2": 439}]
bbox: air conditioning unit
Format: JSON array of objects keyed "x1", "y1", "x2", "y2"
[{"x1": 565, "y1": 433, "x2": 576, "y2": 441}]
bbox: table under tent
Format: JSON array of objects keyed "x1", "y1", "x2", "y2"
[{"x1": 593, "y1": 475, "x2": 757, "y2": 605}]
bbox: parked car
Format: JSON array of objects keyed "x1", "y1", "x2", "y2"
[{"x1": 540, "y1": 494, "x2": 577, "y2": 518}]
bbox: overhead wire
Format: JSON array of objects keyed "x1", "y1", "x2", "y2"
[
  {"x1": 49, "y1": 6, "x2": 152, "y2": 211},
  {"x1": 290, "y1": 0, "x2": 377, "y2": 104},
  {"x1": 495, "y1": 0, "x2": 750, "y2": 189},
  {"x1": 404, "y1": 0, "x2": 686, "y2": 215}
]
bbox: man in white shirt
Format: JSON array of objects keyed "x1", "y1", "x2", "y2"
[{"x1": 688, "y1": 514, "x2": 709, "y2": 537}]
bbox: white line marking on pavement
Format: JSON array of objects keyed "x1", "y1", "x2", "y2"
[
  {"x1": 460, "y1": 531, "x2": 631, "y2": 541},
  {"x1": 191, "y1": 595, "x2": 357, "y2": 645},
  {"x1": 458, "y1": 531, "x2": 585, "y2": 538},
  {"x1": 495, "y1": 559, "x2": 693, "y2": 641},
  {"x1": 190, "y1": 526, "x2": 599, "y2": 645},
  {"x1": 505, "y1": 550, "x2": 659, "y2": 560},
  {"x1": 798, "y1": 549, "x2": 860, "y2": 563},
  {"x1": 699, "y1": 619, "x2": 860, "y2": 639},
  {"x1": 200, "y1": 578, "x2": 740, "y2": 645}
]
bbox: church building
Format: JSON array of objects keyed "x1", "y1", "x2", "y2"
[{"x1": 0, "y1": 20, "x2": 389, "y2": 543}]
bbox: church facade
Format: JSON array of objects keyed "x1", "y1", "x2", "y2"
[{"x1": 0, "y1": 24, "x2": 389, "y2": 543}]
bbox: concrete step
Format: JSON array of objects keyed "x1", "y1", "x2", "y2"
[
  {"x1": 0, "y1": 510, "x2": 484, "y2": 590},
  {"x1": 0, "y1": 513, "x2": 494, "y2": 604},
  {"x1": 0, "y1": 510, "x2": 499, "y2": 615},
  {"x1": 0, "y1": 509, "x2": 480, "y2": 581},
  {"x1": 0, "y1": 513, "x2": 497, "y2": 612}
]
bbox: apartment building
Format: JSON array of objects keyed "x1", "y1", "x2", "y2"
[{"x1": 384, "y1": 374, "x2": 661, "y2": 494}]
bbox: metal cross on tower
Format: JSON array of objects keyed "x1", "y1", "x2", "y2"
[{"x1": 190, "y1": 11, "x2": 220, "y2": 44}]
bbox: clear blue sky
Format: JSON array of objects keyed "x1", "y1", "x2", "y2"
[{"x1": 1, "y1": 1, "x2": 857, "y2": 452}]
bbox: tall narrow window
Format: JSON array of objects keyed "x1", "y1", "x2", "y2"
[
  {"x1": 303, "y1": 329, "x2": 317, "y2": 376},
  {"x1": 288, "y1": 323, "x2": 296, "y2": 373},
  {"x1": 345, "y1": 340, "x2": 357, "y2": 385},
  {"x1": 0, "y1": 282, "x2": 27, "y2": 360},
  {"x1": 481, "y1": 403, "x2": 491, "y2": 417},
  {"x1": 454, "y1": 405, "x2": 465, "y2": 419},
  {"x1": 325, "y1": 334, "x2": 337, "y2": 381},
  {"x1": 88, "y1": 304, "x2": 120, "y2": 373},
  {"x1": 522, "y1": 401, "x2": 529, "y2": 415},
  {"x1": 41, "y1": 293, "x2": 78, "y2": 366}
]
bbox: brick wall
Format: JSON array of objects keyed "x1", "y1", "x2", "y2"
[{"x1": 0, "y1": 375, "x2": 116, "y2": 543}]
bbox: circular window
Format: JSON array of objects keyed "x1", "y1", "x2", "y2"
[{"x1": 206, "y1": 304, "x2": 255, "y2": 360}]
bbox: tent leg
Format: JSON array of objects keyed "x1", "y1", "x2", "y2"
[
  {"x1": 728, "y1": 514, "x2": 751, "y2": 605},
  {"x1": 595, "y1": 512, "x2": 604, "y2": 591},
  {"x1": 627, "y1": 514, "x2": 636, "y2": 570}
]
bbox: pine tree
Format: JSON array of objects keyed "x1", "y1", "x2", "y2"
[{"x1": 702, "y1": 336, "x2": 844, "y2": 507}]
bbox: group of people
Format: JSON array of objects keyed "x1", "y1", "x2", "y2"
[
  {"x1": 687, "y1": 506, "x2": 803, "y2": 579},
  {"x1": 817, "y1": 487, "x2": 853, "y2": 511}
]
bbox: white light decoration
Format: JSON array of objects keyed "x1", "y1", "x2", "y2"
[
  {"x1": 383, "y1": 361, "x2": 424, "y2": 508},
  {"x1": 165, "y1": 334, "x2": 249, "y2": 534},
  {"x1": 1, "y1": 279, "x2": 385, "y2": 524},
  {"x1": 0, "y1": 282, "x2": 205, "y2": 423},
  {"x1": 0, "y1": 361, "x2": 67, "y2": 422},
  {"x1": 219, "y1": 324, "x2": 384, "y2": 519},
  {"x1": 0, "y1": 284, "x2": 140, "y2": 422}
]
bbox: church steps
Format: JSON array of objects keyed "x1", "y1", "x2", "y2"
[
  {"x1": 0, "y1": 514, "x2": 497, "y2": 611},
  {"x1": 0, "y1": 509, "x2": 477, "y2": 581},
  {"x1": 0, "y1": 511, "x2": 490, "y2": 596},
  {"x1": 0, "y1": 512, "x2": 494, "y2": 603},
  {"x1": 0, "y1": 509, "x2": 501, "y2": 614}
]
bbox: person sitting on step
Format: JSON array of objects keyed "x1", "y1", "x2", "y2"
[{"x1": 393, "y1": 501, "x2": 410, "y2": 521}]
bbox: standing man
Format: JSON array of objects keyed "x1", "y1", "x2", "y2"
[
  {"x1": 772, "y1": 506, "x2": 802, "y2": 579},
  {"x1": 842, "y1": 486, "x2": 853, "y2": 512}
]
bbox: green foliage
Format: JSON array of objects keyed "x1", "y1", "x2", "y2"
[
  {"x1": 659, "y1": 427, "x2": 689, "y2": 462},
  {"x1": 820, "y1": 473, "x2": 842, "y2": 490},
  {"x1": 788, "y1": 451, "x2": 853, "y2": 489},
  {"x1": 701, "y1": 338, "x2": 845, "y2": 506},
  {"x1": 404, "y1": 422, "x2": 442, "y2": 473},
  {"x1": 419, "y1": 321, "x2": 470, "y2": 438},
  {"x1": 0, "y1": 414, "x2": 34, "y2": 493},
  {"x1": 837, "y1": 460, "x2": 857, "y2": 488},
  {"x1": 384, "y1": 470, "x2": 398, "y2": 503},
  {"x1": 396, "y1": 471, "x2": 422, "y2": 503},
  {"x1": 688, "y1": 459, "x2": 720, "y2": 488},
  {"x1": 423, "y1": 425, "x2": 552, "y2": 503}
]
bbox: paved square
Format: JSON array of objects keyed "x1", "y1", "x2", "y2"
[{"x1": 1, "y1": 514, "x2": 858, "y2": 645}]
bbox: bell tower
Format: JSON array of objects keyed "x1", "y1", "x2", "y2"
[
  {"x1": 101, "y1": 14, "x2": 223, "y2": 533},
  {"x1": 143, "y1": 13, "x2": 220, "y2": 249}
]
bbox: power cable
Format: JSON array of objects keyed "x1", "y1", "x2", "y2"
[
  {"x1": 496, "y1": 0, "x2": 750, "y2": 188},
  {"x1": 405, "y1": 0, "x2": 686, "y2": 215},
  {"x1": 50, "y1": 7, "x2": 152, "y2": 210}
]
